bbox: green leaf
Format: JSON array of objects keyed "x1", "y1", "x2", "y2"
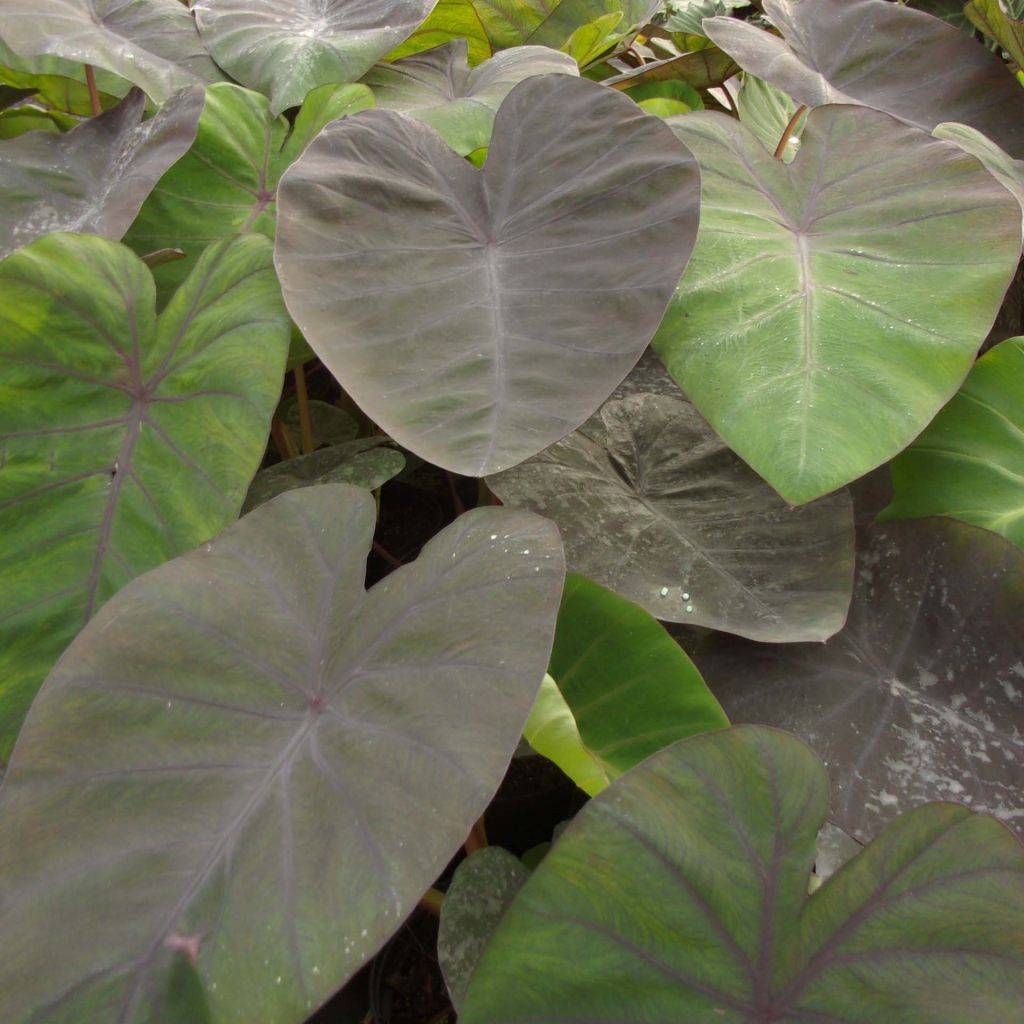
[
  {"x1": 276, "y1": 75, "x2": 700, "y2": 476},
  {"x1": 281, "y1": 398, "x2": 359, "y2": 448},
  {"x1": 362, "y1": 41, "x2": 577, "y2": 156},
  {"x1": 705, "y1": 0, "x2": 1024, "y2": 157},
  {"x1": 624, "y1": 78, "x2": 703, "y2": 117},
  {"x1": 194, "y1": 0, "x2": 436, "y2": 114},
  {"x1": 526, "y1": 574, "x2": 728, "y2": 794},
  {"x1": 0, "y1": 0, "x2": 224, "y2": 103},
  {"x1": 653, "y1": 106, "x2": 1020, "y2": 504},
  {"x1": 488, "y1": 394, "x2": 856, "y2": 641},
  {"x1": 966, "y1": 0, "x2": 1024, "y2": 67},
  {"x1": 0, "y1": 86, "x2": 204, "y2": 261},
  {"x1": 384, "y1": 0, "x2": 493, "y2": 65},
  {"x1": 882, "y1": 338, "x2": 1024, "y2": 547},
  {"x1": 0, "y1": 104, "x2": 76, "y2": 138},
  {"x1": 0, "y1": 232, "x2": 290, "y2": 762},
  {"x1": 0, "y1": 485, "x2": 565, "y2": 1021},
  {"x1": 123, "y1": 81, "x2": 373, "y2": 304},
  {"x1": 736, "y1": 73, "x2": 804, "y2": 161},
  {"x1": 0, "y1": 39, "x2": 126, "y2": 114},
  {"x1": 934, "y1": 120, "x2": 1024, "y2": 212},
  {"x1": 461, "y1": 726, "x2": 1024, "y2": 1023},
  {"x1": 438, "y1": 847, "x2": 530, "y2": 1012},
  {"x1": 471, "y1": 0, "x2": 659, "y2": 51},
  {"x1": 242, "y1": 438, "x2": 406, "y2": 512},
  {"x1": 560, "y1": 12, "x2": 623, "y2": 66},
  {"x1": 660, "y1": 0, "x2": 749, "y2": 35}
]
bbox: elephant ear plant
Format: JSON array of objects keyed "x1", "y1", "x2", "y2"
[{"x1": 1, "y1": 0, "x2": 1023, "y2": 1020}]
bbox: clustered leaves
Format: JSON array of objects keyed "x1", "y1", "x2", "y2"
[{"x1": 0, "y1": 0, "x2": 1023, "y2": 1021}]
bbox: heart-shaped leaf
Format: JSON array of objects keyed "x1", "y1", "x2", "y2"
[
  {"x1": 653, "y1": 106, "x2": 1020, "y2": 504},
  {"x1": 882, "y1": 338, "x2": 1024, "y2": 548},
  {"x1": 242, "y1": 438, "x2": 406, "y2": 512},
  {"x1": 438, "y1": 847, "x2": 530, "y2": 1013},
  {"x1": 525, "y1": 573, "x2": 728, "y2": 794},
  {"x1": 193, "y1": 0, "x2": 437, "y2": 114},
  {"x1": 694, "y1": 518, "x2": 1024, "y2": 841},
  {"x1": 604, "y1": 46, "x2": 739, "y2": 91},
  {"x1": 362, "y1": 40, "x2": 577, "y2": 155},
  {"x1": 276, "y1": 74, "x2": 701, "y2": 476},
  {"x1": 124, "y1": 81, "x2": 374, "y2": 304},
  {"x1": 0, "y1": 0, "x2": 224, "y2": 103},
  {"x1": 0, "y1": 86, "x2": 203, "y2": 261},
  {"x1": 460, "y1": 726, "x2": 1024, "y2": 1024},
  {"x1": 0, "y1": 484, "x2": 565, "y2": 1022},
  {"x1": 0, "y1": 232, "x2": 290, "y2": 761},
  {"x1": 489, "y1": 394, "x2": 855, "y2": 640},
  {"x1": 704, "y1": 0, "x2": 1024, "y2": 157}
]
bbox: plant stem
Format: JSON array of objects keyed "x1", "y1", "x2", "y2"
[
  {"x1": 774, "y1": 104, "x2": 807, "y2": 159},
  {"x1": 372, "y1": 540, "x2": 403, "y2": 568},
  {"x1": 293, "y1": 365, "x2": 315, "y2": 455},
  {"x1": 84, "y1": 64, "x2": 102, "y2": 116},
  {"x1": 270, "y1": 416, "x2": 297, "y2": 461},
  {"x1": 445, "y1": 471, "x2": 465, "y2": 516},
  {"x1": 418, "y1": 887, "x2": 445, "y2": 917},
  {"x1": 464, "y1": 816, "x2": 488, "y2": 853}
]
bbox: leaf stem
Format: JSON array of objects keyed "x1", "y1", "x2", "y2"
[
  {"x1": 270, "y1": 416, "x2": 297, "y2": 461},
  {"x1": 293, "y1": 365, "x2": 315, "y2": 455},
  {"x1": 774, "y1": 104, "x2": 807, "y2": 159},
  {"x1": 84, "y1": 64, "x2": 101, "y2": 116},
  {"x1": 464, "y1": 816, "x2": 488, "y2": 853},
  {"x1": 418, "y1": 887, "x2": 445, "y2": 917}
]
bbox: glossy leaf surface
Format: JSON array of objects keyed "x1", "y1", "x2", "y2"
[
  {"x1": 883, "y1": 338, "x2": 1024, "y2": 548},
  {"x1": 705, "y1": 0, "x2": 1024, "y2": 156},
  {"x1": 933, "y1": 121, "x2": 1024, "y2": 212},
  {"x1": 461, "y1": 726, "x2": 1024, "y2": 1023},
  {"x1": 0, "y1": 233, "x2": 290, "y2": 761},
  {"x1": 438, "y1": 847, "x2": 529, "y2": 1012},
  {"x1": 654, "y1": 106, "x2": 1020, "y2": 504},
  {"x1": 489, "y1": 395, "x2": 855, "y2": 640},
  {"x1": 384, "y1": 0, "x2": 492, "y2": 65},
  {"x1": 276, "y1": 75, "x2": 700, "y2": 476},
  {"x1": 194, "y1": 0, "x2": 437, "y2": 114},
  {"x1": 526, "y1": 574, "x2": 727, "y2": 794},
  {"x1": 362, "y1": 41, "x2": 577, "y2": 155},
  {"x1": 0, "y1": 485, "x2": 565, "y2": 1022},
  {"x1": 0, "y1": 0, "x2": 223, "y2": 103},
  {"x1": 124, "y1": 81, "x2": 373, "y2": 303},
  {"x1": 696, "y1": 519, "x2": 1024, "y2": 841},
  {"x1": 0, "y1": 86, "x2": 203, "y2": 260}
]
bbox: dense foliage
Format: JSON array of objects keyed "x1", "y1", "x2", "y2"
[{"x1": 1, "y1": 0, "x2": 1023, "y2": 1021}]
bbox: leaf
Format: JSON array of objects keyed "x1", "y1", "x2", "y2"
[
  {"x1": 660, "y1": 0, "x2": 749, "y2": 36},
  {"x1": 123, "y1": 81, "x2": 374, "y2": 304},
  {"x1": 653, "y1": 106, "x2": 1020, "y2": 504},
  {"x1": 281, "y1": 398, "x2": 359, "y2": 448},
  {"x1": 471, "y1": 0, "x2": 660, "y2": 51},
  {"x1": 625, "y1": 79, "x2": 703, "y2": 117},
  {"x1": 0, "y1": 484, "x2": 565, "y2": 1021},
  {"x1": 489, "y1": 394, "x2": 855, "y2": 640},
  {"x1": 704, "y1": 0, "x2": 1024, "y2": 157},
  {"x1": 362, "y1": 40, "x2": 577, "y2": 156},
  {"x1": 0, "y1": 104, "x2": 77, "y2": 138},
  {"x1": 276, "y1": 75, "x2": 700, "y2": 477},
  {"x1": 561, "y1": 12, "x2": 623, "y2": 66},
  {"x1": 882, "y1": 338, "x2": 1024, "y2": 547},
  {"x1": 604, "y1": 45, "x2": 739, "y2": 91},
  {"x1": 384, "y1": 0, "x2": 493, "y2": 65},
  {"x1": 694, "y1": 518, "x2": 1024, "y2": 842},
  {"x1": 934, "y1": 120, "x2": 1024, "y2": 211},
  {"x1": 0, "y1": 0, "x2": 224, "y2": 103},
  {"x1": 736, "y1": 73, "x2": 804, "y2": 161},
  {"x1": 0, "y1": 86, "x2": 204, "y2": 261},
  {"x1": 966, "y1": 0, "x2": 1024, "y2": 67},
  {"x1": 461, "y1": 726, "x2": 1024, "y2": 1023},
  {"x1": 0, "y1": 39, "x2": 125, "y2": 115},
  {"x1": 193, "y1": 0, "x2": 437, "y2": 114},
  {"x1": 438, "y1": 847, "x2": 530, "y2": 1013},
  {"x1": 242, "y1": 438, "x2": 406, "y2": 512},
  {"x1": 526, "y1": 574, "x2": 728, "y2": 794},
  {"x1": 0, "y1": 232, "x2": 290, "y2": 762}
]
